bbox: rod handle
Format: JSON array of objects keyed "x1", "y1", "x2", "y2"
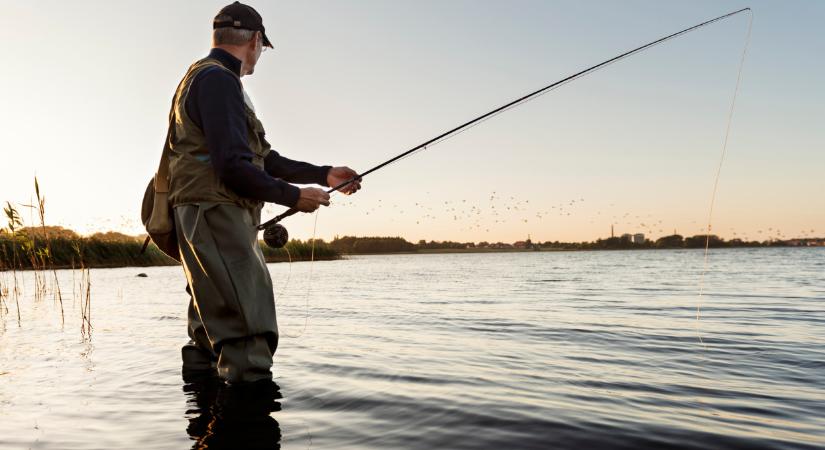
[{"x1": 257, "y1": 174, "x2": 362, "y2": 230}]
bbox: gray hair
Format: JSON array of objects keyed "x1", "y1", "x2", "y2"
[{"x1": 213, "y1": 14, "x2": 256, "y2": 46}]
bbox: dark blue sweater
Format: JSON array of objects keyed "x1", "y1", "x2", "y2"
[{"x1": 185, "y1": 48, "x2": 329, "y2": 208}]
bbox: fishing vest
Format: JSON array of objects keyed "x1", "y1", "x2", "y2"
[{"x1": 167, "y1": 57, "x2": 271, "y2": 210}]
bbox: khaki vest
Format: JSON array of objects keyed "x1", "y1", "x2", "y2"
[{"x1": 168, "y1": 57, "x2": 271, "y2": 210}]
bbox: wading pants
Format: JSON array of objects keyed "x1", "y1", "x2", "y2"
[{"x1": 174, "y1": 202, "x2": 278, "y2": 383}]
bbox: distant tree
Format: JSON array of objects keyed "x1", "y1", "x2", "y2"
[
  {"x1": 89, "y1": 231, "x2": 138, "y2": 242},
  {"x1": 19, "y1": 226, "x2": 80, "y2": 240},
  {"x1": 655, "y1": 234, "x2": 684, "y2": 248},
  {"x1": 416, "y1": 240, "x2": 465, "y2": 250},
  {"x1": 331, "y1": 236, "x2": 416, "y2": 254},
  {"x1": 685, "y1": 234, "x2": 724, "y2": 248}
]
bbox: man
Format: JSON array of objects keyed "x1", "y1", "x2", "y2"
[{"x1": 168, "y1": 2, "x2": 361, "y2": 384}]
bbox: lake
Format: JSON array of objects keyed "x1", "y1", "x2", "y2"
[{"x1": 1, "y1": 248, "x2": 823, "y2": 449}]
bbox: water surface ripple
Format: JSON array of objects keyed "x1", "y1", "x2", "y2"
[{"x1": 0, "y1": 248, "x2": 823, "y2": 449}]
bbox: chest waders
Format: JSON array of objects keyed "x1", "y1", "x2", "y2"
[{"x1": 170, "y1": 58, "x2": 280, "y2": 384}]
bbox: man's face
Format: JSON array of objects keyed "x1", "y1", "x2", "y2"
[{"x1": 244, "y1": 33, "x2": 263, "y2": 76}]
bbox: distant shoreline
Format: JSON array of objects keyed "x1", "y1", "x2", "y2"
[
  {"x1": 344, "y1": 245, "x2": 821, "y2": 257},
  {"x1": 3, "y1": 244, "x2": 820, "y2": 272},
  {"x1": 2, "y1": 228, "x2": 821, "y2": 272}
]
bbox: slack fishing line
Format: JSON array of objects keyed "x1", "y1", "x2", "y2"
[
  {"x1": 697, "y1": 10, "x2": 753, "y2": 345},
  {"x1": 258, "y1": 7, "x2": 752, "y2": 243},
  {"x1": 276, "y1": 208, "x2": 319, "y2": 338}
]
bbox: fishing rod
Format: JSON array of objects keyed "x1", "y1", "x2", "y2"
[{"x1": 259, "y1": 7, "x2": 751, "y2": 248}]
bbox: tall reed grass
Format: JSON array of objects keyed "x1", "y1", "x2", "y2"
[
  {"x1": 2, "y1": 201, "x2": 23, "y2": 323},
  {"x1": 0, "y1": 178, "x2": 118, "y2": 331},
  {"x1": 16, "y1": 177, "x2": 65, "y2": 322},
  {"x1": 0, "y1": 178, "x2": 340, "y2": 334}
]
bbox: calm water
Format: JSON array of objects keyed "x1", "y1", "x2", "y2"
[{"x1": 0, "y1": 248, "x2": 823, "y2": 450}]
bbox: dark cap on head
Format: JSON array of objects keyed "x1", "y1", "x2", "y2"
[{"x1": 213, "y1": 2, "x2": 273, "y2": 48}]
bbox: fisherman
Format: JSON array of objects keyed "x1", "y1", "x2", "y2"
[{"x1": 168, "y1": 2, "x2": 361, "y2": 384}]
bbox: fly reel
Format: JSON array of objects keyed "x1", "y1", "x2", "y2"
[{"x1": 262, "y1": 222, "x2": 289, "y2": 248}]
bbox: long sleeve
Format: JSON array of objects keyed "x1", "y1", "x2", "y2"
[{"x1": 264, "y1": 151, "x2": 330, "y2": 186}]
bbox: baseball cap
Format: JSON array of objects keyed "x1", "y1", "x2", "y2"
[{"x1": 213, "y1": 2, "x2": 273, "y2": 48}]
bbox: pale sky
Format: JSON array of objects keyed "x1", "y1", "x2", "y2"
[{"x1": 1, "y1": 0, "x2": 822, "y2": 243}]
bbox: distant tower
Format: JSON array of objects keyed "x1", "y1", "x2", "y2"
[{"x1": 611, "y1": 224, "x2": 614, "y2": 238}]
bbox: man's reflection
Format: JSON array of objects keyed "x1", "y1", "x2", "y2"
[{"x1": 184, "y1": 374, "x2": 282, "y2": 449}]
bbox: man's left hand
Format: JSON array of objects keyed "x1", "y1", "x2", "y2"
[{"x1": 327, "y1": 166, "x2": 362, "y2": 195}]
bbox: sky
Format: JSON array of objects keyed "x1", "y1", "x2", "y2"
[{"x1": 0, "y1": 0, "x2": 822, "y2": 243}]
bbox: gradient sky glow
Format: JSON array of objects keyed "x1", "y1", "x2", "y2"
[{"x1": 1, "y1": 0, "x2": 822, "y2": 243}]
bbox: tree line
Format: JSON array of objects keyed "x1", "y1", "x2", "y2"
[
  {"x1": 1, "y1": 229, "x2": 808, "y2": 272},
  {"x1": 0, "y1": 226, "x2": 340, "y2": 271},
  {"x1": 325, "y1": 234, "x2": 800, "y2": 254}
]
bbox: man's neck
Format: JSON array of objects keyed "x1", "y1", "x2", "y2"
[{"x1": 213, "y1": 45, "x2": 248, "y2": 76}]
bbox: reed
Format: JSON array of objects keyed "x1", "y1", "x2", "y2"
[
  {"x1": 33, "y1": 177, "x2": 64, "y2": 322},
  {"x1": 3, "y1": 202, "x2": 22, "y2": 323},
  {"x1": 19, "y1": 194, "x2": 44, "y2": 300},
  {"x1": 0, "y1": 178, "x2": 82, "y2": 328},
  {"x1": 81, "y1": 266, "x2": 91, "y2": 337},
  {"x1": 72, "y1": 240, "x2": 92, "y2": 337},
  {"x1": 21, "y1": 239, "x2": 46, "y2": 300},
  {"x1": 0, "y1": 247, "x2": 7, "y2": 315}
]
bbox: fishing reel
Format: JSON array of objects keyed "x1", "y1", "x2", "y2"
[{"x1": 262, "y1": 222, "x2": 289, "y2": 248}]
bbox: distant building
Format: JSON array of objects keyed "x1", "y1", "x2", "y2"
[
  {"x1": 621, "y1": 233, "x2": 632, "y2": 240},
  {"x1": 633, "y1": 233, "x2": 645, "y2": 244}
]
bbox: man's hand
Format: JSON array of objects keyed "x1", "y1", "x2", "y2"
[
  {"x1": 295, "y1": 187, "x2": 330, "y2": 212},
  {"x1": 327, "y1": 166, "x2": 362, "y2": 195}
]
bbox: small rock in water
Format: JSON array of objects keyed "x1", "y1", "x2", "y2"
[{"x1": 137, "y1": 273, "x2": 148, "y2": 278}]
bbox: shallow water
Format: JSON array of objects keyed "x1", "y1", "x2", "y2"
[{"x1": 0, "y1": 248, "x2": 823, "y2": 449}]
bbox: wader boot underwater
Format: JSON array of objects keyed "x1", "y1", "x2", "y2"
[{"x1": 181, "y1": 285, "x2": 219, "y2": 382}]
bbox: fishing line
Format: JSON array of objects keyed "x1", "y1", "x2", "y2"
[
  {"x1": 273, "y1": 246, "x2": 292, "y2": 306},
  {"x1": 278, "y1": 208, "x2": 319, "y2": 339},
  {"x1": 696, "y1": 11, "x2": 753, "y2": 345},
  {"x1": 257, "y1": 7, "x2": 752, "y2": 233}
]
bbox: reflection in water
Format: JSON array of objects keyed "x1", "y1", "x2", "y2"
[
  {"x1": 184, "y1": 376, "x2": 282, "y2": 449},
  {"x1": 79, "y1": 338, "x2": 95, "y2": 373}
]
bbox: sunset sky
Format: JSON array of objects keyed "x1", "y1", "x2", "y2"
[{"x1": 1, "y1": 0, "x2": 822, "y2": 243}]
